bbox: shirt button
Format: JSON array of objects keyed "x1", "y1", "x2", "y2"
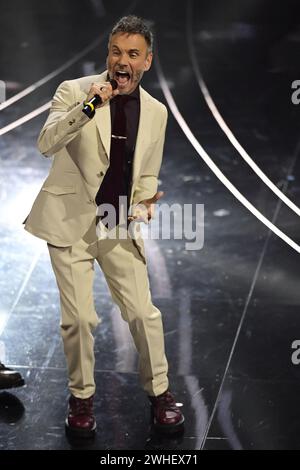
[{"x1": 97, "y1": 171, "x2": 104, "y2": 177}]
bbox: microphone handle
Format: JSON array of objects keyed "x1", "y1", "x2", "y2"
[
  {"x1": 82, "y1": 79, "x2": 118, "y2": 118},
  {"x1": 82, "y1": 94, "x2": 102, "y2": 118}
]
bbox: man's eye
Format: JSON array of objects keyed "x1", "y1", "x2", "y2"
[{"x1": 130, "y1": 54, "x2": 137, "y2": 58}]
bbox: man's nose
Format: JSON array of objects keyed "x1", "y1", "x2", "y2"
[{"x1": 117, "y1": 54, "x2": 129, "y2": 67}]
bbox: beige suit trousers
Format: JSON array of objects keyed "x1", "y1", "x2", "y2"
[{"x1": 47, "y1": 219, "x2": 169, "y2": 399}]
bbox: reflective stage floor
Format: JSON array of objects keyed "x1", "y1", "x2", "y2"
[{"x1": 0, "y1": 0, "x2": 300, "y2": 450}]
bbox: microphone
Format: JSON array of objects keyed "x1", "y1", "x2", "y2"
[{"x1": 82, "y1": 79, "x2": 118, "y2": 118}]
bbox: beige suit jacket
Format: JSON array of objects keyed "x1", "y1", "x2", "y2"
[{"x1": 24, "y1": 71, "x2": 168, "y2": 261}]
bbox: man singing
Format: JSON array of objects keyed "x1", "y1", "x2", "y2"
[{"x1": 24, "y1": 15, "x2": 184, "y2": 438}]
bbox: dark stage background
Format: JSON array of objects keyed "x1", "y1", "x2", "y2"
[{"x1": 0, "y1": 0, "x2": 300, "y2": 450}]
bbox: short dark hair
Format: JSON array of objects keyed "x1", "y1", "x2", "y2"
[{"x1": 109, "y1": 15, "x2": 153, "y2": 53}]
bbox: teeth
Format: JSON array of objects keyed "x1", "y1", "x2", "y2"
[{"x1": 116, "y1": 71, "x2": 130, "y2": 77}]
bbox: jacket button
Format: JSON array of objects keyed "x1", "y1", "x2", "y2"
[{"x1": 97, "y1": 171, "x2": 104, "y2": 177}]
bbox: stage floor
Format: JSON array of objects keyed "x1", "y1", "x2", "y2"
[{"x1": 0, "y1": 0, "x2": 300, "y2": 450}]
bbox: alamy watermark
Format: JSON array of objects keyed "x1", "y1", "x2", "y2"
[
  {"x1": 0, "y1": 80, "x2": 6, "y2": 103},
  {"x1": 291, "y1": 80, "x2": 300, "y2": 105},
  {"x1": 95, "y1": 196, "x2": 204, "y2": 251},
  {"x1": 291, "y1": 340, "x2": 300, "y2": 365}
]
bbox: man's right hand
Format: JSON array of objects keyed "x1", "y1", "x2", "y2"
[{"x1": 86, "y1": 81, "x2": 119, "y2": 109}]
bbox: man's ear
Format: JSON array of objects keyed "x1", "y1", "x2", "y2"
[{"x1": 144, "y1": 52, "x2": 153, "y2": 71}]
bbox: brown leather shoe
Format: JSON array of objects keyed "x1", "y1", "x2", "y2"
[
  {"x1": 65, "y1": 394, "x2": 96, "y2": 439},
  {"x1": 149, "y1": 390, "x2": 184, "y2": 434},
  {"x1": 0, "y1": 363, "x2": 25, "y2": 390}
]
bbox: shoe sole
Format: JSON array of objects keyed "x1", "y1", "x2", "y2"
[
  {"x1": 0, "y1": 378, "x2": 25, "y2": 390},
  {"x1": 65, "y1": 420, "x2": 97, "y2": 439}
]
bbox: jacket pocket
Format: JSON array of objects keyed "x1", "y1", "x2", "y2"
[{"x1": 41, "y1": 185, "x2": 76, "y2": 195}]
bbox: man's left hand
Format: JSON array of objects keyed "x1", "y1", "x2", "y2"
[{"x1": 128, "y1": 191, "x2": 164, "y2": 224}]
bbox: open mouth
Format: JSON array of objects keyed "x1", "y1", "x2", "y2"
[{"x1": 115, "y1": 70, "x2": 131, "y2": 87}]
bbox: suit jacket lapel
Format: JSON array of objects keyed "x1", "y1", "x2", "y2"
[
  {"x1": 95, "y1": 101, "x2": 111, "y2": 159},
  {"x1": 132, "y1": 87, "x2": 151, "y2": 182},
  {"x1": 81, "y1": 71, "x2": 111, "y2": 159}
]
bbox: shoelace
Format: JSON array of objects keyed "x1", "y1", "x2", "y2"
[
  {"x1": 156, "y1": 392, "x2": 177, "y2": 408},
  {"x1": 71, "y1": 397, "x2": 93, "y2": 416}
]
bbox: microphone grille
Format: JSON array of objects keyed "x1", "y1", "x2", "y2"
[{"x1": 110, "y1": 79, "x2": 118, "y2": 90}]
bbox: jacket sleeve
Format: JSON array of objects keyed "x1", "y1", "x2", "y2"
[
  {"x1": 37, "y1": 80, "x2": 90, "y2": 157},
  {"x1": 132, "y1": 105, "x2": 168, "y2": 204}
]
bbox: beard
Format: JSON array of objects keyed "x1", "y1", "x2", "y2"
[{"x1": 108, "y1": 66, "x2": 145, "y2": 93}]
